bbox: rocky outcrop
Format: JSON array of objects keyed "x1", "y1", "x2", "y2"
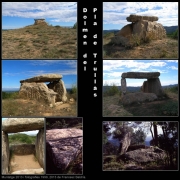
[
  {"x1": 2, "y1": 118, "x2": 44, "y2": 133},
  {"x1": 1, "y1": 118, "x2": 45, "y2": 174},
  {"x1": 19, "y1": 74, "x2": 67, "y2": 104},
  {"x1": 35, "y1": 128, "x2": 44, "y2": 169},
  {"x1": 113, "y1": 14, "x2": 166, "y2": 46},
  {"x1": 46, "y1": 128, "x2": 83, "y2": 171},
  {"x1": 121, "y1": 146, "x2": 166, "y2": 163},
  {"x1": 119, "y1": 132, "x2": 131, "y2": 155},
  {"x1": 121, "y1": 72, "x2": 164, "y2": 105}
]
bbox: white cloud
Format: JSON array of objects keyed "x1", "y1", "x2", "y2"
[
  {"x1": 103, "y1": 2, "x2": 178, "y2": 26},
  {"x1": 2, "y1": 2, "x2": 77, "y2": 22},
  {"x1": 166, "y1": 66, "x2": 178, "y2": 70}
]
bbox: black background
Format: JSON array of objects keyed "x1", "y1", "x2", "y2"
[{"x1": 1, "y1": 1, "x2": 179, "y2": 179}]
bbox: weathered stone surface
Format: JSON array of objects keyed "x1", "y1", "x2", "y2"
[
  {"x1": 2, "y1": 131, "x2": 9, "y2": 174},
  {"x1": 20, "y1": 74, "x2": 62, "y2": 83},
  {"x1": 115, "y1": 24, "x2": 133, "y2": 38},
  {"x1": 46, "y1": 128, "x2": 83, "y2": 170},
  {"x1": 121, "y1": 78, "x2": 126, "y2": 94},
  {"x1": 34, "y1": 19, "x2": 48, "y2": 26},
  {"x1": 2, "y1": 118, "x2": 44, "y2": 133},
  {"x1": 19, "y1": 82, "x2": 58, "y2": 104},
  {"x1": 133, "y1": 20, "x2": 166, "y2": 40},
  {"x1": 115, "y1": 14, "x2": 166, "y2": 45},
  {"x1": 35, "y1": 129, "x2": 44, "y2": 169},
  {"x1": 10, "y1": 144, "x2": 35, "y2": 155},
  {"x1": 121, "y1": 92, "x2": 157, "y2": 105},
  {"x1": 47, "y1": 80, "x2": 67, "y2": 102},
  {"x1": 122, "y1": 146, "x2": 166, "y2": 163},
  {"x1": 122, "y1": 72, "x2": 160, "y2": 79},
  {"x1": 119, "y1": 132, "x2": 131, "y2": 155},
  {"x1": 127, "y1": 15, "x2": 158, "y2": 22},
  {"x1": 127, "y1": 145, "x2": 150, "y2": 152},
  {"x1": 11, "y1": 168, "x2": 44, "y2": 174},
  {"x1": 142, "y1": 78, "x2": 164, "y2": 97}
]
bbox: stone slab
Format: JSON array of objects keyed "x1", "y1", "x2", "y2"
[
  {"x1": 46, "y1": 128, "x2": 83, "y2": 170},
  {"x1": 2, "y1": 118, "x2": 44, "y2": 133},
  {"x1": 126, "y1": 15, "x2": 158, "y2": 22},
  {"x1": 20, "y1": 74, "x2": 62, "y2": 83},
  {"x1": 121, "y1": 72, "x2": 160, "y2": 79}
]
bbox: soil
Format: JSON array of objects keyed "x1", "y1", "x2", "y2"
[{"x1": 9, "y1": 154, "x2": 41, "y2": 173}]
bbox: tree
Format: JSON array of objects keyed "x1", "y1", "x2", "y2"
[
  {"x1": 73, "y1": 22, "x2": 77, "y2": 29},
  {"x1": 131, "y1": 129, "x2": 147, "y2": 145}
]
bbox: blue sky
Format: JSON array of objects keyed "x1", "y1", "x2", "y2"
[
  {"x1": 103, "y1": 2, "x2": 178, "y2": 30},
  {"x1": 2, "y1": 118, "x2": 39, "y2": 135},
  {"x1": 103, "y1": 60, "x2": 178, "y2": 87},
  {"x1": 2, "y1": 2, "x2": 77, "y2": 29},
  {"x1": 2, "y1": 60, "x2": 77, "y2": 90}
]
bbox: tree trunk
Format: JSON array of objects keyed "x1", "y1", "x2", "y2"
[{"x1": 153, "y1": 122, "x2": 158, "y2": 146}]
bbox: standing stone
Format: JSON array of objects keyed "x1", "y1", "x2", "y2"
[
  {"x1": 35, "y1": 129, "x2": 44, "y2": 169},
  {"x1": 142, "y1": 78, "x2": 164, "y2": 97},
  {"x1": 121, "y1": 78, "x2": 127, "y2": 95},
  {"x1": 119, "y1": 132, "x2": 131, "y2": 155},
  {"x1": 2, "y1": 131, "x2": 10, "y2": 174}
]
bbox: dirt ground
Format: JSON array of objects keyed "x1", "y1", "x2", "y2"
[{"x1": 9, "y1": 154, "x2": 41, "y2": 173}]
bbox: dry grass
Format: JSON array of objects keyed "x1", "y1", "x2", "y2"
[
  {"x1": 103, "y1": 91, "x2": 178, "y2": 117},
  {"x1": 103, "y1": 33, "x2": 178, "y2": 59},
  {"x1": 2, "y1": 98, "x2": 77, "y2": 117},
  {"x1": 2, "y1": 24, "x2": 77, "y2": 59}
]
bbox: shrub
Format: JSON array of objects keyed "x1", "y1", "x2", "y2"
[
  {"x1": 103, "y1": 84, "x2": 119, "y2": 96},
  {"x1": 72, "y1": 22, "x2": 77, "y2": 29},
  {"x1": 2, "y1": 92, "x2": 19, "y2": 99},
  {"x1": 160, "y1": 101, "x2": 178, "y2": 116}
]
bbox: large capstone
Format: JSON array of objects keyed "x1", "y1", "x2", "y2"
[
  {"x1": 121, "y1": 72, "x2": 160, "y2": 79},
  {"x1": 20, "y1": 74, "x2": 62, "y2": 83},
  {"x1": 2, "y1": 118, "x2": 44, "y2": 133}
]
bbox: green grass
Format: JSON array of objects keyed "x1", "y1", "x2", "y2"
[
  {"x1": 8, "y1": 133, "x2": 36, "y2": 144},
  {"x1": 2, "y1": 92, "x2": 19, "y2": 99}
]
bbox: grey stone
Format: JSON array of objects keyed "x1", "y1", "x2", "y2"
[
  {"x1": 46, "y1": 128, "x2": 83, "y2": 170},
  {"x1": 2, "y1": 118, "x2": 44, "y2": 133},
  {"x1": 121, "y1": 78, "x2": 126, "y2": 94},
  {"x1": 126, "y1": 14, "x2": 158, "y2": 22},
  {"x1": 121, "y1": 72, "x2": 160, "y2": 79},
  {"x1": 20, "y1": 74, "x2": 62, "y2": 83},
  {"x1": 2, "y1": 131, "x2": 9, "y2": 174}
]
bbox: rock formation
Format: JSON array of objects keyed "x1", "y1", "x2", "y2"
[
  {"x1": 34, "y1": 19, "x2": 48, "y2": 26},
  {"x1": 46, "y1": 128, "x2": 83, "y2": 171},
  {"x1": 121, "y1": 146, "x2": 166, "y2": 163},
  {"x1": 19, "y1": 74, "x2": 67, "y2": 105},
  {"x1": 112, "y1": 14, "x2": 166, "y2": 46},
  {"x1": 1, "y1": 118, "x2": 45, "y2": 174},
  {"x1": 121, "y1": 72, "x2": 164, "y2": 105}
]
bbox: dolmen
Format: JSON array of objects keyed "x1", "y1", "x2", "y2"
[
  {"x1": 121, "y1": 72, "x2": 164, "y2": 105},
  {"x1": 112, "y1": 14, "x2": 166, "y2": 46},
  {"x1": 19, "y1": 74, "x2": 67, "y2": 105}
]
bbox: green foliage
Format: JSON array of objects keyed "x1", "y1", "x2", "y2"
[
  {"x1": 103, "y1": 131, "x2": 108, "y2": 145},
  {"x1": 8, "y1": 133, "x2": 36, "y2": 144},
  {"x1": 2, "y1": 92, "x2": 19, "y2": 99},
  {"x1": 160, "y1": 101, "x2": 178, "y2": 116},
  {"x1": 164, "y1": 86, "x2": 178, "y2": 94},
  {"x1": 167, "y1": 29, "x2": 178, "y2": 39},
  {"x1": 131, "y1": 129, "x2": 146, "y2": 145},
  {"x1": 103, "y1": 84, "x2": 119, "y2": 96},
  {"x1": 72, "y1": 22, "x2": 77, "y2": 29},
  {"x1": 70, "y1": 84, "x2": 77, "y2": 94}
]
